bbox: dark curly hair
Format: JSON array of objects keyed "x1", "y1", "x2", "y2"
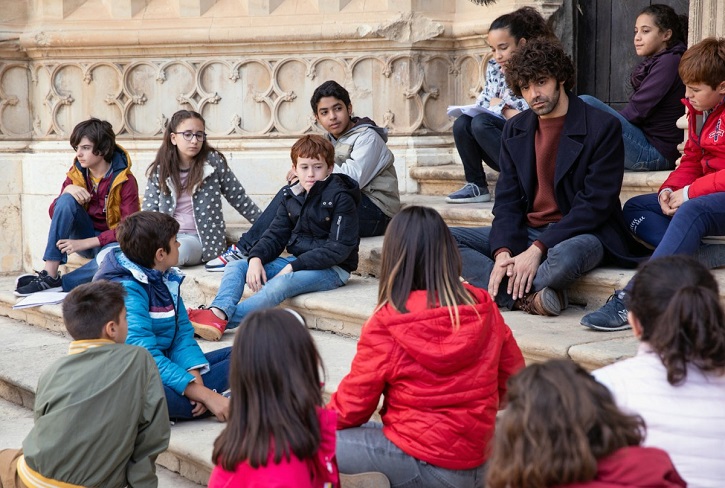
[
  {"x1": 627, "y1": 255, "x2": 725, "y2": 386},
  {"x1": 489, "y1": 6, "x2": 554, "y2": 43},
  {"x1": 505, "y1": 37, "x2": 575, "y2": 97}
]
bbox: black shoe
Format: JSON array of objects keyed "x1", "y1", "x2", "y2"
[
  {"x1": 15, "y1": 273, "x2": 36, "y2": 290},
  {"x1": 580, "y1": 290, "x2": 630, "y2": 331},
  {"x1": 14, "y1": 270, "x2": 62, "y2": 297}
]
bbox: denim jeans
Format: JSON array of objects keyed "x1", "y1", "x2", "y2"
[
  {"x1": 621, "y1": 192, "x2": 725, "y2": 293},
  {"x1": 163, "y1": 347, "x2": 231, "y2": 421},
  {"x1": 358, "y1": 193, "x2": 391, "y2": 237},
  {"x1": 579, "y1": 95, "x2": 672, "y2": 171},
  {"x1": 450, "y1": 225, "x2": 604, "y2": 309},
  {"x1": 453, "y1": 112, "x2": 504, "y2": 188},
  {"x1": 44, "y1": 193, "x2": 116, "y2": 292},
  {"x1": 337, "y1": 422, "x2": 485, "y2": 488},
  {"x1": 210, "y1": 256, "x2": 348, "y2": 328}
]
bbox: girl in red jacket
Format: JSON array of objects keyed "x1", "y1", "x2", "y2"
[
  {"x1": 486, "y1": 359, "x2": 685, "y2": 488},
  {"x1": 328, "y1": 206, "x2": 524, "y2": 488},
  {"x1": 208, "y1": 308, "x2": 339, "y2": 488}
]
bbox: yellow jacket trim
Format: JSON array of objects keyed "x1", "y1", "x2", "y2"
[{"x1": 16, "y1": 455, "x2": 86, "y2": 488}]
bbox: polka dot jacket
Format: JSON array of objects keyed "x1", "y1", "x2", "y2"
[
  {"x1": 475, "y1": 59, "x2": 529, "y2": 117},
  {"x1": 143, "y1": 150, "x2": 261, "y2": 262}
]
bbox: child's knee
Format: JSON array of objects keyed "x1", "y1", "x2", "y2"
[{"x1": 53, "y1": 193, "x2": 82, "y2": 212}]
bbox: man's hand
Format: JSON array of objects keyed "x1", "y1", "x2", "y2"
[
  {"x1": 62, "y1": 184, "x2": 91, "y2": 205},
  {"x1": 504, "y1": 245, "x2": 543, "y2": 299},
  {"x1": 56, "y1": 237, "x2": 99, "y2": 255},
  {"x1": 246, "y1": 257, "x2": 267, "y2": 292},
  {"x1": 488, "y1": 251, "x2": 512, "y2": 299}
]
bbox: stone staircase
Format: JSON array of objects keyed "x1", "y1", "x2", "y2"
[{"x1": 0, "y1": 162, "x2": 715, "y2": 486}]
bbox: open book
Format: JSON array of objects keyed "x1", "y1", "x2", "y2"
[{"x1": 447, "y1": 103, "x2": 504, "y2": 119}]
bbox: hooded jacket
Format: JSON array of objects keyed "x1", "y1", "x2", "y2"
[
  {"x1": 208, "y1": 407, "x2": 339, "y2": 488},
  {"x1": 620, "y1": 42, "x2": 687, "y2": 163},
  {"x1": 95, "y1": 249, "x2": 209, "y2": 395},
  {"x1": 249, "y1": 173, "x2": 360, "y2": 274},
  {"x1": 50, "y1": 145, "x2": 139, "y2": 247},
  {"x1": 660, "y1": 96, "x2": 725, "y2": 198},
  {"x1": 328, "y1": 117, "x2": 400, "y2": 218},
  {"x1": 328, "y1": 284, "x2": 524, "y2": 470},
  {"x1": 556, "y1": 446, "x2": 686, "y2": 488}
]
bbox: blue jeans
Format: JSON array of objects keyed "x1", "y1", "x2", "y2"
[
  {"x1": 579, "y1": 95, "x2": 672, "y2": 171},
  {"x1": 237, "y1": 186, "x2": 387, "y2": 247},
  {"x1": 44, "y1": 193, "x2": 116, "y2": 292},
  {"x1": 210, "y1": 256, "x2": 348, "y2": 328},
  {"x1": 163, "y1": 347, "x2": 231, "y2": 421},
  {"x1": 621, "y1": 192, "x2": 725, "y2": 292},
  {"x1": 450, "y1": 225, "x2": 604, "y2": 309},
  {"x1": 337, "y1": 422, "x2": 484, "y2": 488},
  {"x1": 453, "y1": 112, "x2": 504, "y2": 188}
]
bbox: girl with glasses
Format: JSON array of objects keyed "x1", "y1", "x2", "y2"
[{"x1": 143, "y1": 109, "x2": 261, "y2": 267}]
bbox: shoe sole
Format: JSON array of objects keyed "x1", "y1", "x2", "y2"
[
  {"x1": 445, "y1": 195, "x2": 491, "y2": 204},
  {"x1": 192, "y1": 322, "x2": 224, "y2": 341},
  {"x1": 14, "y1": 286, "x2": 62, "y2": 298},
  {"x1": 580, "y1": 320, "x2": 632, "y2": 332},
  {"x1": 204, "y1": 266, "x2": 226, "y2": 272},
  {"x1": 538, "y1": 287, "x2": 562, "y2": 316}
]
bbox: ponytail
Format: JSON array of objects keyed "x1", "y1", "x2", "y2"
[
  {"x1": 629, "y1": 255, "x2": 725, "y2": 386},
  {"x1": 645, "y1": 286, "x2": 725, "y2": 385}
]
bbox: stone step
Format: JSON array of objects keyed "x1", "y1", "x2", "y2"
[
  {"x1": 410, "y1": 163, "x2": 668, "y2": 202},
  {"x1": 0, "y1": 398, "x2": 203, "y2": 487},
  {"x1": 0, "y1": 272, "x2": 640, "y2": 376},
  {"x1": 0, "y1": 313, "x2": 358, "y2": 485}
]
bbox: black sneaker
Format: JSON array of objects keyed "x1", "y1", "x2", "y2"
[
  {"x1": 15, "y1": 273, "x2": 36, "y2": 290},
  {"x1": 580, "y1": 290, "x2": 630, "y2": 331},
  {"x1": 14, "y1": 270, "x2": 63, "y2": 297}
]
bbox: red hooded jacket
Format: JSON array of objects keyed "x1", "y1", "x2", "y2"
[
  {"x1": 328, "y1": 284, "x2": 524, "y2": 470},
  {"x1": 660, "y1": 97, "x2": 725, "y2": 197},
  {"x1": 556, "y1": 446, "x2": 686, "y2": 488}
]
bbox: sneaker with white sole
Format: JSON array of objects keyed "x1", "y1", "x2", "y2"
[
  {"x1": 580, "y1": 290, "x2": 631, "y2": 331},
  {"x1": 445, "y1": 182, "x2": 491, "y2": 204},
  {"x1": 15, "y1": 270, "x2": 63, "y2": 297},
  {"x1": 205, "y1": 244, "x2": 247, "y2": 272}
]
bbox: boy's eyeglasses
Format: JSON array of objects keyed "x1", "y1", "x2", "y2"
[{"x1": 174, "y1": 131, "x2": 207, "y2": 142}]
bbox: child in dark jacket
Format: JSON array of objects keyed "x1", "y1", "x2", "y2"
[
  {"x1": 95, "y1": 211, "x2": 231, "y2": 422},
  {"x1": 15, "y1": 118, "x2": 140, "y2": 296},
  {"x1": 189, "y1": 134, "x2": 360, "y2": 341}
]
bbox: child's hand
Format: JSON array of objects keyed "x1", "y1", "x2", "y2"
[
  {"x1": 247, "y1": 258, "x2": 267, "y2": 292},
  {"x1": 205, "y1": 392, "x2": 230, "y2": 422},
  {"x1": 659, "y1": 190, "x2": 677, "y2": 216},
  {"x1": 190, "y1": 400, "x2": 208, "y2": 417},
  {"x1": 63, "y1": 184, "x2": 91, "y2": 204},
  {"x1": 667, "y1": 189, "x2": 685, "y2": 213},
  {"x1": 56, "y1": 238, "x2": 98, "y2": 255},
  {"x1": 286, "y1": 168, "x2": 298, "y2": 185}
]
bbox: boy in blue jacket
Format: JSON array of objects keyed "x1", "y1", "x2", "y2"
[
  {"x1": 189, "y1": 134, "x2": 360, "y2": 340},
  {"x1": 95, "y1": 211, "x2": 230, "y2": 421}
]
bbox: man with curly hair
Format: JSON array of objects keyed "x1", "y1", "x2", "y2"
[{"x1": 451, "y1": 38, "x2": 648, "y2": 317}]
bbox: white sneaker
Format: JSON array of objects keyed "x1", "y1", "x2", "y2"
[{"x1": 204, "y1": 244, "x2": 246, "y2": 272}]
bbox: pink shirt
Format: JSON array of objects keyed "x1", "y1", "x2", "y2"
[{"x1": 173, "y1": 171, "x2": 196, "y2": 234}]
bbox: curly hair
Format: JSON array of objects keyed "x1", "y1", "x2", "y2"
[
  {"x1": 627, "y1": 255, "x2": 725, "y2": 386},
  {"x1": 505, "y1": 37, "x2": 575, "y2": 97},
  {"x1": 486, "y1": 359, "x2": 645, "y2": 488}
]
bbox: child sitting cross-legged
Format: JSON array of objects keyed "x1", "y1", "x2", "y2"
[
  {"x1": 188, "y1": 134, "x2": 360, "y2": 341},
  {"x1": 95, "y1": 210, "x2": 231, "y2": 422},
  {"x1": 0, "y1": 281, "x2": 170, "y2": 488}
]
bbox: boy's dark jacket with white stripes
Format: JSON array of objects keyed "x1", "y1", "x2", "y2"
[{"x1": 248, "y1": 173, "x2": 361, "y2": 273}]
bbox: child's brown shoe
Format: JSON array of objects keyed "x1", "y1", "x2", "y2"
[{"x1": 188, "y1": 307, "x2": 227, "y2": 341}]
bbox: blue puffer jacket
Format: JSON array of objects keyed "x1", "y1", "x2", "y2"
[{"x1": 94, "y1": 249, "x2": 209, "y2": 395}]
